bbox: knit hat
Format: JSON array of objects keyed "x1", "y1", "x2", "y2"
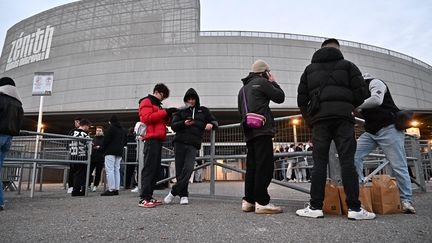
[
  {"x1": 110, "y1": 114, "x2": 119, "y2": 124},
  {"x1": 79, "y1": 119, "x2": 91, "y2": 126},
  {"x1": 0, "y1": 77, "x2": 15, "y2": 87},
  {"x1": 251, "y1": 59, "x2": 270, "y2": 73}
]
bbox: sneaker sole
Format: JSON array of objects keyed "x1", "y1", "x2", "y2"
[
  {"x1": 255, "y1": 209, "x2": 283, "y2": 214},
  {"x1": 296, "y1": 213, "x2": 324, "y2": 218},
  {"x1": 348, "y1": 217, "x2": 375, "y2": 220},
  {"x1": 402, "y1": 210, "x2": 416, "y2": 214},
  {"x1": 242, "y1": 207, "x2": 255, "y2": 213},
  {"x1": 138, "y1": 204, "x2": 155, "y2": 208}
]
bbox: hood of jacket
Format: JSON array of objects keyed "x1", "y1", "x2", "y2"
[
  {"x1": 241, "y1": 72, "x2": 262, "y2": 85},
  {"x1": 311, "y1": 47, "x2": 344, "y2": 63},
  {"x1": 139, "y1": 94, "x2": 162, "y2": 106},
  {"x1": 183, "y1": 88, "x2": 200, "y2": 107}
]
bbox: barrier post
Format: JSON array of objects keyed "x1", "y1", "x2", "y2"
[{"x1": 209, "y1": 130, "x2": 216, "y2": 197}]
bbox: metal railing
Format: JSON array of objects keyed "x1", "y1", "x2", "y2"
[
  {"x1": 200, "y1": 31, "x2": 432, "y2": 70},
  {"x1": 133, "y1": 115, "x2": 428, "y2": 199},
  {"x1": 2, "y1": 115, "x2": 429, "y2": 199},
  {"x1": 3, "y1": 130, "x2": 92, "y2": 197}
]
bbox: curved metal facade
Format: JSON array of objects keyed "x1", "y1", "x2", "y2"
[{"x1": 1, "y1": 0, "x2": 431, "y2": 114}]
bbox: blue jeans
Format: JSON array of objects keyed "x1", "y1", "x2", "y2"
[
  {"x1": 0, "y1": 135, "x2": 13, "y2": 206},
  {"x1": 354, "y1": 124, "x2": 412, "y2": 202}
]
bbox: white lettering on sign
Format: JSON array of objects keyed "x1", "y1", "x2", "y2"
[{"x1": 5, "y1": 25, "x2": 54, "y2": 71}]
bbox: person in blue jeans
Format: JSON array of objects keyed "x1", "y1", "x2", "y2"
[
  {"x1": 354, "y1": 73, "x2": 415, "y2": 214},
  {"x1": 0, "y1": 77, "x2": 24, "y2": 211}
]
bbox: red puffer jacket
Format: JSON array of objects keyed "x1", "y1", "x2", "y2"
[{"x1": 138, "y1": 95, "x2": 168, "y2": 141}]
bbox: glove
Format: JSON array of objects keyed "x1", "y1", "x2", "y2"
[{"x1": 165, "y1": 107, "x2": 179, "y2": 117}]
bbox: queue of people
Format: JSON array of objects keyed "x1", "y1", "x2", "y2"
[{"x1": 0, "y1": 38, "x2": 415, "y2": 220}]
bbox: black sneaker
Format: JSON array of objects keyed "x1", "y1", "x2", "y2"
[
  {"x1": 101, "y1": 190, "x2": 117, "y2": 196},
  {"x1": 113, "y1": 190, "x2": 119, "y2": 195}
]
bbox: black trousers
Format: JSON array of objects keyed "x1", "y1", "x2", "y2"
[
  {"x1": 71, "y1": 163, "x2": 86, "y2": 196},
  {"x1": 140, "y1": 139, "x2": 162, "y2": 200},
  {"x1": 88, "y1": 161, "x2": 103, "y2": 187},
  {"x1": 68, "y1": 164, "x2": 74, "y2": 187},
  {"x1": 310, "y1": 119, "x2": 361, "y2": 210},
  {"x1": 243, "y1": 135, "x2": 274, "y2": 205},
  {"x1": 171, "y1": 142, "x2": 197, "y2": 197},
  {"x1": 125, "y1": 164, "x2": 137, "y2": 189}
]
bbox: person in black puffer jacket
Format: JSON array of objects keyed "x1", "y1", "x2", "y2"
[
  {"x1": 238, "y1": 60, "x2": 285, "y2": 214},
  {"x1": 296, "y1": 39, "x2": 375, "y2": 220},
  {"x1": 0, "y1": 77, "x2": 24, "y2": 210},
  {"x1": 101, "y1": 115, "x2": 126, "y2": 196},
  {"x1": 164, "y1": 88, "x2": 218, "y2": 205}
]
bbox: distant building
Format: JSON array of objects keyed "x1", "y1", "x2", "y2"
[{"x1": 1, "y1": 0, "x2": 431, "y2": 138}]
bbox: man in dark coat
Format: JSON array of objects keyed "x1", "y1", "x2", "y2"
[
  {"x1": 101, "y1": 115, "x2": 126, "y2": 196},
  {"x1": 164, "y1": 88, "x2": 218, "y2": 205},
  {"x1": 238, "y1": 60, "x2": 285, "y2": 214},
  {"x1": 0, "y1": 77, "x2": 24, "y2": 210},
  {"x1": 296, "y1": 38, "x2": 374, "y2": 220}
]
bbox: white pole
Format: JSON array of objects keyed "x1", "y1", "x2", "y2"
[
  {"x1": 293, "y1": 124, "x2": 298, "y2": 145},
  {"x1": 31, "y1": 96, "x2": 44, "y2": 198}
]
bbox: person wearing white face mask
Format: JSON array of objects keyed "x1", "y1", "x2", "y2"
[{"x1": 164, "y1": 88, "x2": 218, "y2": 205}]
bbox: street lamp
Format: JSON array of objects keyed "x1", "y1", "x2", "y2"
[
  {"x1": 410, "y1": 120, "x2": 419, "y2": 127},
  {"x1": 292, "y1": 118, "x2": 300, "y2": 144}
]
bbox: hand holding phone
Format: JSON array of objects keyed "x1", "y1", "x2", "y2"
[
  {"x1": 185, "y1": 117, "x2": 194, "y2": 126},
  {"x1": 267, "y1": 71, "x2": 275, "y2": 82}
]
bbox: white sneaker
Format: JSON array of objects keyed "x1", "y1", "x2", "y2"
[
  {"x1": 91, "y1": 186, "x2": 97, "y2": 192},
  {"x1": 180, "y1": 197, "x2": 189, "y2": 205},
  {"x1": 242, "y1": 200, "x2": 255, "y2": 212},
  {"x1": 255, "y1": 202, "x2": 283, "y2": 214},
  {"x1": 348, "y1": 208, "x2": 376, "y2": 220},
  {"x1": 67, "y1": 187, "x2": 73, "y2": 194},
  {"x1": 296, "y1": 204, "x2": 324, "y2": 218},
  {"x1": 401, "y1": 201, "x2": 416, "y2": 214},
  {"x1": 131, "y1": 187, "x2": 139, "y2": 193},
  {"x1": 164, "y1": 192, "x2": 175, "y2": 204}
]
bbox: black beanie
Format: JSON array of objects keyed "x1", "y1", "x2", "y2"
[
  {"x1": 110, "y1": 114, "x2": 119, "y2": 124},
  {"x1": 0, "y1": 77, "x2": 16, "y2": 87}
]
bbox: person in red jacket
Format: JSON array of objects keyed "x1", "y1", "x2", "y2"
[{"x1": 138, "y1": 83, "x2": 178, "y2": 208}]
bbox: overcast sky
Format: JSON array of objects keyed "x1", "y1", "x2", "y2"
[{"x1": 1, "y1": 0, "x2": 431, "y2": 65}]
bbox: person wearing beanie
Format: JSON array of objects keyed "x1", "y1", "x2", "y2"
[
  {"x1": 164, "y1": 88, "x2": 218, "y2": 205},
  {"x1": 238, "y1": 60, "x2": 285, "y2": 214},
  {"x1": 68, "y1": 119, "x2": 91, "y2": 196},
  {"x1": 296, "y1": 39, "x2": 375, "y2": 220},
  {"x1": 0, "y1": 77, "x2": 24, "y2": 210},
  {"x1": 101, "y1": 114, "x2": 127, "y2": 196}
]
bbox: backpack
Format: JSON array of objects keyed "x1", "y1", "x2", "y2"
[{"x1": 134, "y1": 122, "x2": 147, "y2": 140}]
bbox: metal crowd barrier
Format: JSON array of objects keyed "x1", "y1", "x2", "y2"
[
  {"x1": 141, "y1": 115, "x2": 429, "y2": 198},
  {"x1": 3, "y1": 130, "x2": 92, "y2": 198}
]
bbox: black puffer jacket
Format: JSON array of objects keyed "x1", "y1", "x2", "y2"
[
  {"x1": 238, "y1": 73, "x2": 285, "y2": 141},
  {"x1": 0, "y1": 94, "x2": 24, "y2": 136},
  {"x1": 91, "y1": 135, "x2": 105, "y2": 163},
  {"x1": 103, "y1": 120, "x2": 127, "y2": 156},
  {"x1": 171, "y1": 88, "x2": 218, "y2": 149},
  {"x1": 297, "y1": 47, "x2": 367, "y2": 125}
]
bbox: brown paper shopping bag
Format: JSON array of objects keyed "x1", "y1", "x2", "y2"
[
  {"x1": 371, "y1": 175, "x2": 402, "y2": 214},
  {"x1": 339, "y1": 185, "x2": 373, "y2": 215},
  {"x1": 323, "y1": 179, "x2": 342, "y2": 215}
]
